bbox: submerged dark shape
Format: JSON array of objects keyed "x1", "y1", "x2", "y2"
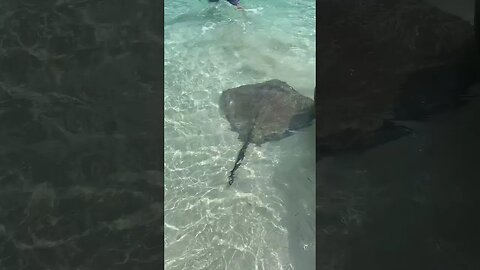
[{"x1": 219, "y1": 79, "x2": 314, "y2": 185}]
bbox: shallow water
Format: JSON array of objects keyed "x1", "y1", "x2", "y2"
[{"x1": 164, "y1": 1, "x2": 316, "y2": 269}]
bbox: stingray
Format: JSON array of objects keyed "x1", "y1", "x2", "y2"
[{"x1": 219, "y1": 79, "x2": 315, "y2": 185}]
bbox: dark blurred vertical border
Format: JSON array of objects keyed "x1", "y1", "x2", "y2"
[
  {"x1": 477, "y1": 0, "x2": 480, "y2": 53},
  {"x1": 0, "y1": 0, "x2": 164, "y2": 269},
  {"x1": 317, "y1": 0, "x2": 480, "y2": 269}
]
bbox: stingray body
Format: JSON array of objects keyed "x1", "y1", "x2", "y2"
[{"x1": 219, "y1": 79, "x2": 314, "y2": 185}]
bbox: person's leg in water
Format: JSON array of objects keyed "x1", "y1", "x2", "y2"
[
  {"x1": 208, "y1": 0, "x2": 244, "y2": 10},
  {"x1": 226, "y1": 0, "x2": 244, "y2": 9}
]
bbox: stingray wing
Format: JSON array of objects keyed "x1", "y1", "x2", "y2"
[{"x1": 219, "y1": 80, "x2": 314, "y2": 144}]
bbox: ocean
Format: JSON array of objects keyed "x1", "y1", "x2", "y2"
[{"x1": 164, "y1": 0, "x2": 316, "y2": 269}]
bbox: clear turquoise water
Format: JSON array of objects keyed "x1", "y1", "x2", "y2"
[{"x1": 164, "y1": 1, "x2": 315, "y2": 269}]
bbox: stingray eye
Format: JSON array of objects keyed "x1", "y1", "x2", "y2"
[{"x1": 229, "y1": 100, "x2": 234, "y2": 106}]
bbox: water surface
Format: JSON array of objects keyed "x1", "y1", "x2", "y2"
[{"x1": 164, "y1": 1, "x2": 316, "y2": 269}]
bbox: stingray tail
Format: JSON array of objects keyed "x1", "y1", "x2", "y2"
[
  {"x1": 227, "y1": 118, "x2": 257, "y2": 185},
  {"x1": 227, "y1": 139, "x2": 250, "y2": 185}
]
